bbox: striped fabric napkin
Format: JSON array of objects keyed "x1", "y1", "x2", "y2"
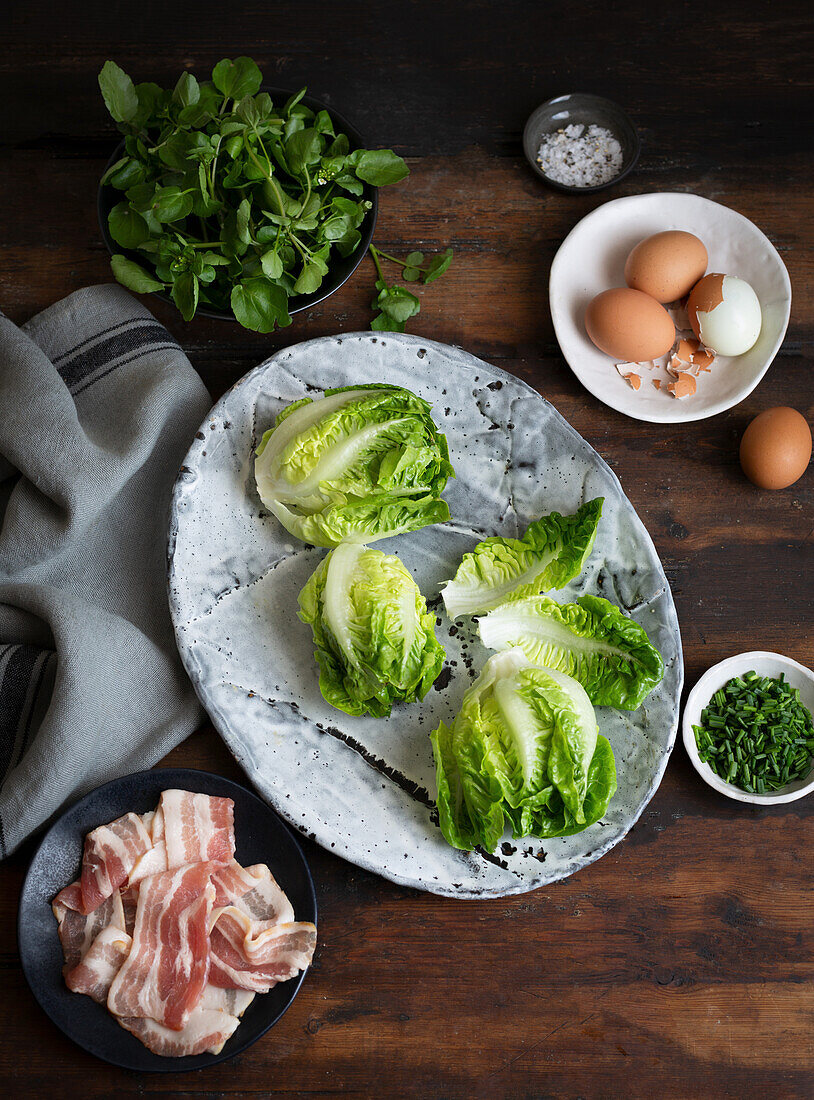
[{"x1": 0, "y1": 285, "x2": 211, "y2": 857}]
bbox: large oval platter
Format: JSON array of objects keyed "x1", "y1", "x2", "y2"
[{"x1": 168, "y1": 332, "x2": 683, "y2": 898}]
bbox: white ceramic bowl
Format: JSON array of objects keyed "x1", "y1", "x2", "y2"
[
  {"x1": 549, "y1": 192, "x2": 792, "y2": 423},
  {"x1": 683, "y1": 652, "x2": 814, "y2": 805}
]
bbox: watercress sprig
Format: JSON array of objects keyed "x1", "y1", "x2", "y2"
[{"x1": 368, "y1": 245, "x2": 453, "y2": 332}]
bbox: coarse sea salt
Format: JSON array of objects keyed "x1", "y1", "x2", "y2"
[{"x1": 537, "y1": 124, "x2": 623, "y2": 187}]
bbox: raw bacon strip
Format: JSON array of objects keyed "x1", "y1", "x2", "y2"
[
  {"x1": 120, "y1": 885, "x2": 139, "y2": 937},
  {"x1": 209, "y1": 917, "x2": 316, "y2": 993},
  {"x1": 64, "y1": 925, "x2": 132, "y2": 1003},
  {"x1": 128, "y1": 840, "x2": 168, "y2": 885},
  {"x1": 159, "y1": 791, "x2": 235, "y2": 869},
  {"x1": 199, "y1": 983, "x2": 255, "y2": 1017},
  {"x1": 80, "y1": 812, "x2": 153, "y2": 913},
  {"x1": 53, "y1": 884, "x2": 126, "y2": 972},
  {"x1": 107, "y1": 862, "x2": 217, "y2": 1031},
  {"x1": 211, "y1": 861, "x2": 295, "y2": 924},
  {"x1": 118, "y1": 1005, "x2": 241, "y2": 1057}
]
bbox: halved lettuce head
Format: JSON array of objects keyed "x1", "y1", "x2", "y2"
[
  {"x1": 430, "y1": 649, "x2": 617, "y2": 851},
  {"x1": 478, "y1": 593, "x2": 664, "y2": 710},
  {"x1": 440, "y1": 498, "x2": 603, "y2": 618},
  {"x1": 255, "y1": 383, "x2": 454, "y2": 547},
  {"x1": 298, "y1": 542, "x2": 446, "y2": 718}
]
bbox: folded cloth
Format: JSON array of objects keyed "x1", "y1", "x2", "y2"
[{"x1": 0, "y1": 285, "x2": 212, "y2": 857}]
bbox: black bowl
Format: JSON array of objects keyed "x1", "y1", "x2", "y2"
[
  {"x1": 98, "y1": 87, "x2": 378, "y2": 321},
  {"x1": 18, "y1": 767, "x2": 317, "y2": 1072},
  {"x1": 522, "y1": 93, "x2": 640, "y2": 195}
]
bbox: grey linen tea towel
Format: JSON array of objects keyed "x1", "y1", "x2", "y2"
[{"x1": 0, "y1": 285, "x2": 211, "y2": 856}]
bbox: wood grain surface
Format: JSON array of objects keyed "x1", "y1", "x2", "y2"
[{"x1": 1, "y1": 1, "x2": 812, "y2": 1097}]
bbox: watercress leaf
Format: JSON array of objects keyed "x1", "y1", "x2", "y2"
[
  {"x1": 314, "y1": 109, "x2": 335, "y2": 136},
  {"x1": 107, "y1": 203, "x2": 150, "y2": 248},
  {"x1": 335, "y1": 229, "x2": 361, "y2": 257},
  {"x1": 198, "y1": 265, "x2": 216, "y2": 285},
  {"x1": 110, "y1": 254, "x2": 165, "y2": 293},
  {"x1": 255, "y1": 225, "x2": 279, "y2": 244},
  {"x1": 255, "y1": 92, "x2": 274, "y2": 117},
  {"x1": 171, "y1": 270, "x2": 199, "y2": 321},
  {"x1": 286, "y1": 128, "x2": 322, "y2": 174},
  {"x1": 98, "y1": 61, "x2": 138, "y2": 124},
  {"x1": 191, "y1": 191, "x2": 223, "y2": 217},
  {"x1": 125, "y1": 181, "x2": 157, "y2": 210},
  {"x1": 377, "y1": 286, "x2": 421, "y2": 323},
  {"x1": 293, "y1": 262, "x2": 324, "y2": 294},
  {"x1": 103, "y1": 156, "x2": 146, "y2": 190},
  {"x1": 423, "y1": 248, "x2": 453, "y2": 284},
  {"x1": 327, "y1": 133, "x2": 350, "y2": 157},
  {"x1": 152, "y1": 185, "x2": 193, "y2": 222},
  {"x1": 405, "y1": 251, "x2": 424, "y2": 266},
  {"x1": 212, "y1": 57, "x2": 263, "y2": 100},
  {"x1": 224, "y1": 133, "x2": 244, "y2": 159},
  {"x1": 132, "y1": 82, "x2": 164, "y2": 128},
  {"x1": 354, "y1": 149, "x2": 409, "y2": 186},
  {"x1": 236, "y1": 197, "x2": 252, "y2": 243},
  {"x1": 334, "y1": 174, "x2": 364, "y2": 195},
  {"x1": 403, "y1": 266, "x2": 420, "y2": 282},
  {"x1": 283, "y1": 87, "x2": 307, "y2": 113},
  {"x1": 231, "y1": 277, "x2": 292, "y2": 333},
  {"x1": 371, "y1": 311, "x2": 404, "y2": 332},
  {"x1": 201, "y1": 250, "x2": 230, "y2": 266},
  {"x1": 172, "y1": 71, "x2": 200, "y2": 108},
  {"x1": 178, "y1": 82, "x2": 221, "y2": 127},
  {"x1": 261, "y1": 250, "x2": 283, "y2": 279},
  {"x1": 236, "y1": 95, "x2": 260, "y2": 127}
]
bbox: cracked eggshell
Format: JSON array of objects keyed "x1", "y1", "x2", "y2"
[
  {"x1": 167, "y1": 332, "x2": 682, "y2": 899},
  {"x1": 688, "y1": 274, "x2": 762, "y2": 356}
]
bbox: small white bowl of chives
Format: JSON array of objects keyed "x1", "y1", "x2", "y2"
[{"x1": 682, "y1": 652, "x2": 814, "y2": 805}]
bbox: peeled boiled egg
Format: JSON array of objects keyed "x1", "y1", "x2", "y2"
[
  {"x1": 624, "y1": 230, "x2": 708, "y2": 303},
  {"x1": 687, "y1": 274, "x2": 762, "y2": 356},
  {"x1": 585, "y1": 288, "x2": 675, "y2": 363},
  {"x1": 739, "y1": 407, "x2": 812, "y2": 489}
]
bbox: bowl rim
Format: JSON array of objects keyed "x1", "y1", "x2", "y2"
[
  {"x1": 522, "y1": 92, "x2": 641, "y2": 195},
  {"x1": 682, "y1": 650, "x2": 814, "y2": 805},
  {"x1": 97, "y1": 85, "x2": 378, "y2": 322}
]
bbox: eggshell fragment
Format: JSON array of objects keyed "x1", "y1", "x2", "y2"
[
  {"x1": 625, "y1": 231, "x2": 708, "y2": 303},
  {"x1": 585, "y1": 288, "x2": 676, "y2": 362},
  {"x1": 667, "y1": 373, "x2": 697, "y2": 399},
  {"x1": 739, "y1": 407, "x2": 812, "y2": 489}
]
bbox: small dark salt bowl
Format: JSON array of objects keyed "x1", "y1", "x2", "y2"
[{"x1": 522, "y1": 93, "x2": 640, "y2": 195}]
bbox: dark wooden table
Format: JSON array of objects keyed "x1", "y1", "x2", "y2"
[{"x1": 2, "y1": 2, "x2": 813, "y2": 1096}]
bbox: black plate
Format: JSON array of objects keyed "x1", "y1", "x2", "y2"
[
  {"x1": 98, "y1": 86, "x2": 378, "y2": 321},
  {"x1": 18, "y1": 767, "x2": 317, "y2": 1072}
]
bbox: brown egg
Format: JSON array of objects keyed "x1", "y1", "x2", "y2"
[
  {"x1": 739, "y1": 407, "x2": 812, "y2": 489},
  {"x1": 585, "y1": 288, "x2": 676, "y2": 362},
  {"x1": 624, "y1": 231, "x2": 708, "y2": 303}
]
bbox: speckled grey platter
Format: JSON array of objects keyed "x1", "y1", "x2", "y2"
[{"x1": 168, "y1": 332, "x2": 683, "y2": 898}]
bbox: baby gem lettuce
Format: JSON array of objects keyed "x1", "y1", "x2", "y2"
[
  {"x1": 298, "y1": 543, "x2": 446, "y2": 718},
  {"x1": 431, "y1": 650, "x2": 617, "y2": 852},
  {"x1": 255, "y1": 384, "x2": 454, "y2": 547}
]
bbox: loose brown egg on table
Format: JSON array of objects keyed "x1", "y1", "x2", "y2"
[
  {"x1": 624, "y1": 231, "x2": 708, "y2": 303},
  {"x1": 585, "y1": 288, "x2": 676, "y2": 363},
  {"x1": 739, "y1": 407, "x2": 812, "y2": 489}
]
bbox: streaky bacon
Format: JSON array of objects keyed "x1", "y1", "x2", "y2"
[
  {"x1": 159, "y1": 790, "x2": 235, "y2": 870},
  {"x1": 53, "y1": 884, "x2": 126, "y2": 972},
  {"x1": 211, "y1": 861, "x2": 295, "y2": 923},
  {"x1": 116, "y1": 982, "x2": 256, "y2": 1057},
  {"x1": 64, "y1": 924, "x2": 132, "y2": 1003},
  {"x1": 107, "y1": 862, "x2": 217, "y2": 1031},
  {"x1": 120, "y1": 884, "x2": 140, "y2": 937},
  {"x1": 209, "y1": 917, "x2": 316, "y2": 993},
  {"x1": 80, "y1": 812, "x2": 153, "y2": 913},
  {"x1": 128, "y1": 840, "x2": 168, "y2": 885}
]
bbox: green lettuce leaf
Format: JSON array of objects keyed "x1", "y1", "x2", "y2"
[
  {"x1": 298, "y1": 542, "x2": 446, "y2": 717},
  {"x1": 478, "y1": 593, "x2": 664, "y2": 710},
  {"x1": 255, "y1": 383, "x2": 454, "y2": 547},
  {"x1": 430, "y1": 649, "x2": 617, "y2": 851},
  {"x1": 440, "y1": 498, "x2": 603, "y2": 618}
]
